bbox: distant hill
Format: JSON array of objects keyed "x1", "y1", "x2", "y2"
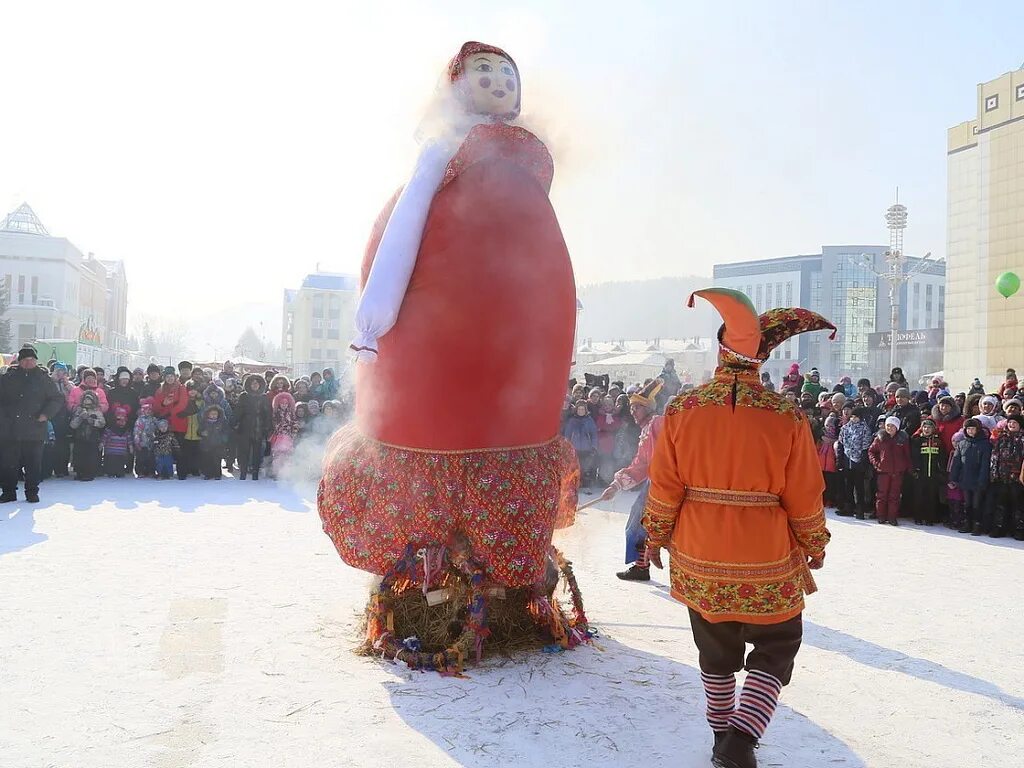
[{"x1": 577, "y1": 277, "x2": 719, "y2": 343}]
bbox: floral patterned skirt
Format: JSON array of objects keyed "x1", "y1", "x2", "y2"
[{"x1": 317, "y1": 427, "x2": 580, "y2": 587}]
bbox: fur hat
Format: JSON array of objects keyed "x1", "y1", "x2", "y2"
[
  {"x1": 628, "y1": 378, "x2": 663, "y2": 409},
  {"x1": 17, "y1": 345, "x2": 38, "y2": 361}
]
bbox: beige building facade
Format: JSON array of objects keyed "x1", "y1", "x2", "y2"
[
  {"x1": 945, "y1": 68, "x2": 1024, "y2": 390},
  {"x1": 282, "y1": 272, "x2": 358, "y2": 379}
]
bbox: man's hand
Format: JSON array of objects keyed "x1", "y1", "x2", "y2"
[
  {"x1": 648, "y1": 546, "x2": 664, "y2": 570},
  {"x1": 599, "y1": 484, "x2": 618, "y2": 502}
]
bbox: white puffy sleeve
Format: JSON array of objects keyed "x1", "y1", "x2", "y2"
[{"x1": 350, "y1": 141, "x2": 455, "y2": 363}]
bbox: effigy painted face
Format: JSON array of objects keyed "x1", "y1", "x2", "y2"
[{"x1": 464, "y1": 52, "x2": 519, "y2": 116}]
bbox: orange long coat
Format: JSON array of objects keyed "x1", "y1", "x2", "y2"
[{"x1": 643, "y1": 369, "x2": 830, "y2": 625}]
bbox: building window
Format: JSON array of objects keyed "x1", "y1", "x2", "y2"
[
  {"x1": 328, "y1": 329, "x2": 340, "y2": 340},
  {"x1": 30, "y1": 276, "x2": 38, "y2": 304},
  {"x1": 313, "y1": 295, "x2": 325, "y2": 318},
  {"x1": 775, "y1": 282, "x2": 783, "y2": 308},
  {"x1": 755, "y1": 285, "x2": 763, "y2": 310},
  {"x1": 312, "y1": 327, "x2": 323, "y2": 339},
  {"x1": 311, "y1": 348, "x2": 322, "y2": 360},
  {"x1": 17, "y1": 275, "x2": 25, "y2": 304},
  {"x1": 786, "y1": 282, "x2": 793, "y2": 305},
  {"x1": 1017, "y1": 84, "x2": 1024, "y2": 102},
  {"x1": 985, "y1": 94, "x2": 999, "y2": 112}
]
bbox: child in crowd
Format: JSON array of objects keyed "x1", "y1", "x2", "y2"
[
  {"x1": 133, "y1": 398, "x2": 157, "y2": 478},
  {"x1": 910, "y1": 417, "x2": 947, "y2": 526},
  {"x1": 152, "y1": 419, "x2": 179, "y2": 479},
  {"x1": 562, "y1": 400, "x2": 598, "y2": 492},
  {"x1": 594, "y1": 395, "x2": 623, "y2": 486},
  {"x1": 221, "y1": 378, "x2": 241, "y2": 470},
  {"x1": 868, "y1": 416, "x2": 912, "y2": 525},
  {"x1": 70, "y1": 391, "x2": 106, "y2": 481},
  {"x1": 838, "y1": 407, "x2": 873, "y2": 519},
  {"x1": 102, "y1": 406, "x2": 133, "y2": 478},
  {"x1": 988, "y1": 414, "x2": 1024, "y2": 538},
  {"x1": 269, "y1": 391, "x2": 298, "y2": 478},
  {"x1": 198, "y1": 404, "x2": 231, "y2": 480},
  {"x1": 819, "y1": 408, "x2": 841, "y2": 508},
  {"x1": 950, "y1": 418, "x2": 992, "y2": 535},
  {"x1": 294, "y1": 402, "x2": 311, "y2": 444}
]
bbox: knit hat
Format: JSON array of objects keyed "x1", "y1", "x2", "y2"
[
  {"x1": 896, "y1": 388, "x2": 910, "y2": 399},
  {"x1": 852, "y1": 407, "x2": 870, "y2": 420},
  {"x1": 981, "y1": 395, "x2": 999, "y2": 408},
  {"x1": 53, "y1": 361, "x2": 68, "y2": 373},
  {"x1": 147, "y1": 363, "x2": 162, "y2": 374},
  {"x1": 964, "y1": 417, "x2": 982, "y2": 430},
  {"x1": 162, "y1": 366, "x2": 176, "y2": 376},
  {"x1": 885, "y1": 416, "x2": 901, "y2": 430},
  {"x1": 17, "y1": 345, "x2": 37, "y2": 361},
  {"x1": 921, "y1": 417, "x2": 936, "y2": 429},
  {"x1": 1006, "y1": 415, "x2": 1024, "y2": 430},
  {"x1": 1005, "y1": 398, "x2": 1023, "y2": 409}
]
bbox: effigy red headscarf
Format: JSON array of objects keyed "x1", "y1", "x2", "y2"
[{"x1": 448, "y1": 41, "x2": 522, "y2": 119}]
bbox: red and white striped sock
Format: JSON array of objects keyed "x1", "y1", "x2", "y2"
[
  {"x1": 728, "y1": 669, "x2": 782, "y2": 740},
  {"x1": 700, "y1": 672, "x2": 736, "y2": 732},
  {"x1": 635, "y1": 546, "x2": 650, "y2": 569}
]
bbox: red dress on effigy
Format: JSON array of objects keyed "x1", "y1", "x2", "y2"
[{"x1": 318, "y1": 122, "x2": 579, "y2": 587}]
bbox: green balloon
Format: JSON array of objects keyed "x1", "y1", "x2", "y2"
[{"x1": 996, "y1": 271, "x2": 1021, "y2": 299}]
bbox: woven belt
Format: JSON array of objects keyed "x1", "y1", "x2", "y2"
[{"x1": 685, "y1": 487, "x2": 780, "y2": 507}]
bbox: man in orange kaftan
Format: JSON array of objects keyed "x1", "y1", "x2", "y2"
[{"x1": 643, "y1": 289, "x2": 834, "y2": 768}]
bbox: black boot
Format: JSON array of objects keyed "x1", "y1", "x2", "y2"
[
  {"x1": 615, "y1": 565, "x2": 650, "y2": 581},
  {"x1": 971, "y1": 523, "x2": 984, "y2": 536},
  {"x1": 25, "y1": 490, "x2": 39, "y2": 503},
  {"x1": 252, "y1": 469, "x2": 259, "y2": 480},
  {"x1": 714, "y1": 731, "x2": 727, "y2": 751},
  {"x1": 240, "y1": 470, "x2": 247, "y2": 480},
  {"x1": 0, "y1": 490, "x2": 16, "y2": 503},
  {"x1": 854, "y1": 512, "x2": 865, "y2": 520},
  {"x1": 712, "y1": 726, "x2": 758, "y2": 768}
]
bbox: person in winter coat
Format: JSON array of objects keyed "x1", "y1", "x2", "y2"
[
  {"x1": 176, "y1": 385, "x2": 204, "y2": 479},
  {"x1": 66, "y1": 368, "x2": 110, "y2": 414},
  {"x1": 107, "y1": 369, "x2": 140, "y2": 423},
  {"x1": 868, "y1": 416, "x2": 912, "y2": 525},
  {"x1": 888, "y1": 367, "x2": 910, "y2": 390},
  {"x1": 49, "y1": 362, "x2": 75, "y2": 477},
  {"x1": 0, "y1": 346, "x2": 65, "y2": 503},
  {"x1": 233, "y1": 374, "x2": 272, "y2": 480},
  {"x1": 910, "y1": 418, "x2": 948, "y2": 526},
  {"x1": 888, "y1": 388, "x2": 922, "y2": 437},
  {"x1": 152, "y1": 419, "x2": 180, "y2": 480},
  {"x1": 141, "y1": 363, "x2": 164, "y2": 399},
  {"x1": 801, "y1": 369, "x2": 826, "y2": 401},
  {"x1": 221, "y1": 378, "x2": 241, "y2": 469},
  {"x1": 133, "y1": 398, "x2": 157, "y2": 478},
  {"x1": 199, "y1": 404, "x2": 231, "y2": 479},
  {"x1": 562, "y1": 400, "x2": 599, "y2": 491},
  {"x1": 292, "y1": 378, "x2": 314, "y2": 404},
  {"x1": 152, "y1": 367, "x2": 190, "y2": 438},
  {"x1": 70, "y1": 390, "x2": 107, "y2": 481},
  {"x1": 931, "y1": 396, "x2": 964, "y2": 456},
  {"x1": 988, "y1": 414, "x2": 1024, "y2": 539},
  {"x1": 781, "y1": 363, "x2": 802, "y2": 395},
  {"x1": 101, "y1": 406, "x2": 133, "y2": 478},
  {"x1": 997, "y1": 369, "x2": 1019, "y2": 401},
  {"x1": 131, "y1": 367, "x2": 146, "y2": 396},
  {"x1": 217, "y1": 360, "x2": 236, "y2": 385},
  {"x1": 267, "y1": 374, "x2": 291, "y2": 405},
  {"x1": 202, "y1": 383, "x2": 233, "y2": 423},
  {"x1": 838, "y1": 407, "x2": 874, "y2": 518},
  {"x1": 269, "y1": 391, "x2": 299, "y2": 479},
  {"x1": 818, "y1": 410, "x2": 841, "y2": 507},
  {"x1": 594, "y1": 395, "x2": 623, "y2": 485},
  {"x1": 968, "y1": 378, "x2": 985, "y2": 396},
  {"x1": 949, "y1": 418, "x2": 993, "y2": 535}
]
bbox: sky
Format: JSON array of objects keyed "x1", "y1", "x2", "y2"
[{"x1": 2, "y1": 1, "x2": 1023, "y2": 346}]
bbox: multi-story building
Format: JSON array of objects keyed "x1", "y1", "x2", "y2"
[
  {"x1": 945, "y1": 67, "x2": 1024, "y2": 390},
  {"x1": 0, "y1": 203, "x2": 128, "y2": 354},
  {"x1": 713, "y1": 246, "x2": 944, "y2": 384},
  {"x1": 282, "y1": 272, "x2": 359, "y2": 378}
]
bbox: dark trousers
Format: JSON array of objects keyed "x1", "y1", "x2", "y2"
[
  {"x1": 688, "y1": 608, "x2": 803, "y2": 686},
  {"x1": 575, "y1": 449, "x2": 597, "y2": 488},
  {"x1": 990, "y1": 481, "x2": 1023, "y2": 532},
  {"x1": 52, "y1": 436, "x2": 71, "y2": 477},
  {"x1": 237, "y1": 437, "x2": 265, "y2": 477},
  {"x1": 178, "y1": 438, "x2": 200, "y2": 479},
  {"x1": 200, "y1": 447, "x2": 224, "y2": 479},
  {"x1": 875, "y1": 473, "x2": 904, "y2": 522},
  {"x1": 844, "y1": 462, "x2": 869, "y2": 513},
  {"x1": 914, "y1": 474, "x2": 945, "y2": 523},
  {"x1": 1, "y1": 440, "x2": 45, "y2": 493},
  {"x1": 103, "y1": 452, "x2": 129, "y2": 477},
  {"x1": 74, "y1": 441, "x2": 101, "y2": 480},
  {"x1": 135, "y1": 448, "x2": 155, "y2": 477},
  {"x1": 964, "y1": 488, "x2": 986, "y2": 529},
  {"x1": 155, "y1": 454, "x2": 175, "y2": 478}
]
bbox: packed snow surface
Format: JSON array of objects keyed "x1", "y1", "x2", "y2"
[{"x1": 2, "y1": 479, "x2": 1022, "y2": 767}]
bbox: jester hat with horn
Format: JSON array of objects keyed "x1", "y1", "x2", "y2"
[{"x1": 688, "y1": 288, "x2": 837, "y2": 371}]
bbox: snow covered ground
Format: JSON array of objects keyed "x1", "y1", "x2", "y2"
[{"x1": 2, "y1": 478, "x2": 1022, "y2": 768}]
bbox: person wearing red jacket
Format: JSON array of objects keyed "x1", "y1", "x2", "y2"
[
  {"x1": 152, "y1": 366, "x2": 190, "y2": 439},
  {"x1": 868, "y1": 416, "x2": 913, "y2": 525}
]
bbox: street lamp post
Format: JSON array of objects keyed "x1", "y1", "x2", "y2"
[{"x1": 852, "y1": 194, "x2": 932, "y2": 380}]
